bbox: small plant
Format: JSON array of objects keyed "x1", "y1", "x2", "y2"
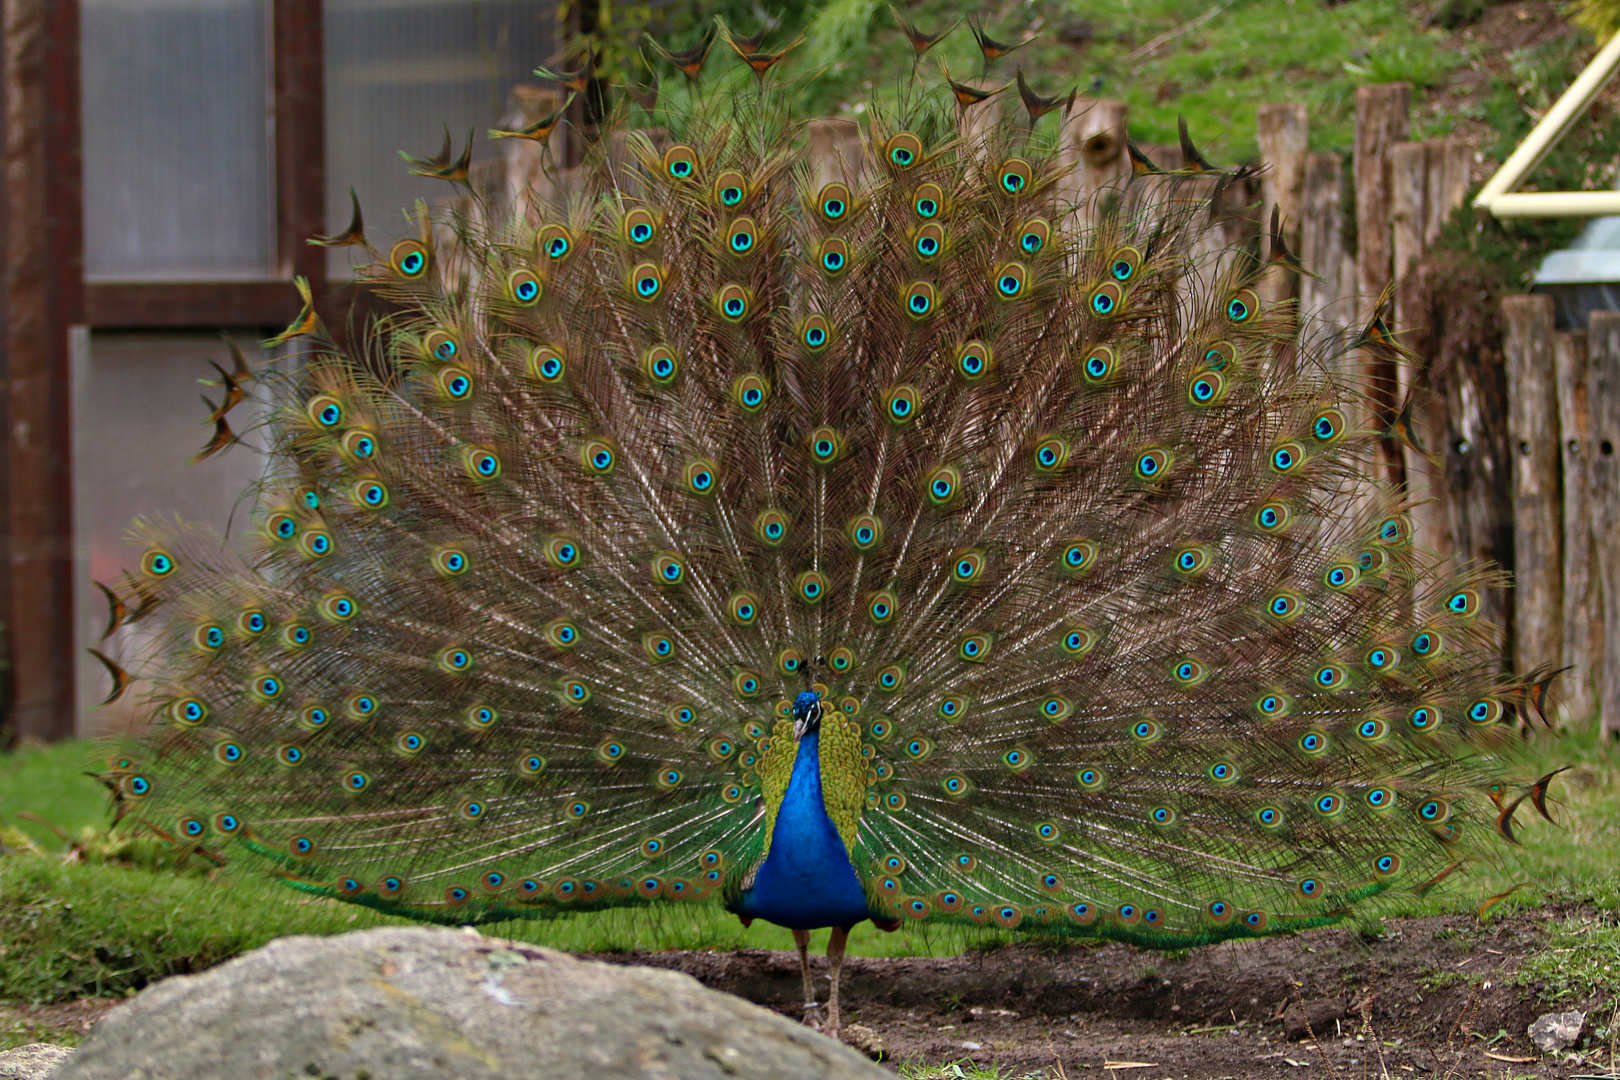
[{"x1": 1343, "y1": 39, "x2": 1457, "y2": 89}]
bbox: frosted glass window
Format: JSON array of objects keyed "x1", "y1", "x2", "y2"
[
  {"x1": 81, "y1": 0, "x2": 275, "y2": 282},
  {"x1": 73, "y1": 333, "x2": 271, "y2": 735},
  {"x1": 324, "y1": 0, "x2": 554, "y2": 275}
]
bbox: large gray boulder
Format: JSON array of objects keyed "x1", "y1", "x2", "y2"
[{"x1": 52, "y1": 926, "x2": 889, "y2": 1080}]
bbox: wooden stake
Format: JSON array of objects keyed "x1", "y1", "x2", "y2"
[
  {"x1": 1555, "y1": 329, "x2": 1602, "y2": 725},
  {"x1": 1503, "y1": 295, "x2": 1563, "y2": 684}
]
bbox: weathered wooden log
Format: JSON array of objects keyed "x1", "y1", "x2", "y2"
[
  {"x1": 1586, "y1": 311, "x2": 1620, "y2": 737},
  {"x1": 1555, "y1": 329, "x2": 1601, "y2": 724},
  {"x1": 1503, "y1": 295, "x2": 1563, "y2": 683}
]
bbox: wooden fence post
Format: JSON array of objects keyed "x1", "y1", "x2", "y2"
[
  {"x1": 1299, "y1": 153, "x2": 1350, "y2": 360},
  {"x1": 1586, "y1": 311, "x2": 1620, "y2": 737},
  {"x1": 1555, "y1": 329, "x2": 1602, "y2": 724},
  {"x1": 1059, "y1": 98, "x2": 1129, "y2": 227},
  {"x1": 1256, "y1": 103, "x2": 1308, "y2": 308},
  {"x1": 1355, "y1": 83, "x2": 1411, "y2": 485},
  {"x1": 1504, "y1": 295, "x2": 1563, "y2": 682}
]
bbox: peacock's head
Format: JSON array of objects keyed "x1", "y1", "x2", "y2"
[{"x1": 792, "y1": 690, "x2": 823, "y2": 740}]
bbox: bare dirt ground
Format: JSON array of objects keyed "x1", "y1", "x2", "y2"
[
  {"x1": 613, "y1": 907, "x2": 1608, "y2": 1078},
  {"x1": 1, "y1": 908, "x2": 1605, "y2": 1076}
]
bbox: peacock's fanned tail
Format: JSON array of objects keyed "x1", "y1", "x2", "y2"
[{"x1": 108, "y1": 58, "x2": 1528, "y2": 942}]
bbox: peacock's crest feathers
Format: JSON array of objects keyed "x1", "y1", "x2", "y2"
[{"x1": 103, "y1": 41, "x2": 1539, "y2": 941}]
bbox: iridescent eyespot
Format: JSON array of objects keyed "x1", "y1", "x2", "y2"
[
  {"x1": 1130, "y1": 718, "x2": 1162, "y2": 743},
  {"x1": 728, "y1": 591, "x2": 759, "y2": 625},
  {"x1": 1201, "y1": 340, "x2": 1238, "y2": 371},
  {"x1": 828, "y1": 646, "x2": 854, "y2": 672},
  {"x1": 629, "y1": 262, "x2": 663, "y2": 300},
  {"x1": 390, "y1": 239, "x2": 429, "y2": 278},
  {"x1": 715, "y1": 171, "x2": 748, "y2": 207},
  {"x1": 1255, "y1": 805, "x2": 1283, "y2": 828},
  {"x1": 1271, "y1": 442, "x2": 1306, "y2": 472},
  {"x1": 869, "y1": 718, "x2": 892, "y2": 742},
  {"x1": 214, "y1": 812, "x2": 241, "y2": 834},
  {"x1": 430, "y1": 548, "x2": 468, "y2": 577},
  {"x1": 1076, "y1": 766, "x2": 1106, "y2": 790},
  {"x1": 1313, "y1": 664, "x2": 1346, "y2": 689},
  {"x1": 1173, "y1": 546, "x2": 1211, "y2": 575},
  {"x1": 506, "y1": 268, "x2": 541, "y2": 305},
  {"x1": 1314, "y1": 792, "x2": 1345, "y2": 817},
  {"x1": 436, "y1": 646, "x2": 472, "y2": 673},
  {"x1": 956, "y1": 340, "x2": 991, "y2": 380},
  {"x1": 877, "y1": 664, "x2": 904, "y2": 690},
  {"x1": 266, "y1": 512, "x2": 297, "y2": 541},
  {"x1": 1311, "y1": 407, "x2": 1346, "y2": 442},
  {"x1": 1039, "y1": 872, "x2": 1065, "y2": 893},
  {"x1": 1020, "y1": 218, "x2": 1051, "y2": 254},
  {"x1": 171, "y1": 697, "x2": 207, "y2": 726},
  {"x1": 1041, "y1": 696, "x2": 1073, "y2": 722},
  {"x1": 926, "y1": 465, "x2": 961, "y2": 505},
  {"x1": 624, "y1": 208, "x2": 657, "y2": 245},
  {"x1": 1256, "y1": 692, "x2": 1291, "y2": 718},
  {"x1": 1089, "y1": 281, "x2": 1123, "y2": 317},
  {"x1": 238, "y1": 609, "x2": 268, "y2": 636},
  {"x1": 1365, "y1": 645, "x2": 1397, "y2": 671},
  {"x1": 1267, "y1": 591, "x2": 1303, "y2": 621},
  {"x1": 461, "y1": 447, "x2": 502, "y2": 482},
  {"x1": 422, "y1": 329, "x2": 459, "y2": 363},
  {"x1": 1172, "y1": 658, "x2": 1208, "y2": 685},
  {"x1": 904, "y1": 281, "x2": 937, "y2": 318},
  {"x1": 1034, "y1": 435, "x2": 1069, "y2": 472},
  {"x1": 709, "y1": 735, "x2": 738, "y2": 759},
  {"x1": 801, "y1": 316, "x2": 831, "y2": 352},
  {"x1": 528, "y1": 344, "x2": 566, "y2": 384},
  {"x1": 1135, "y1": 447, "x2": 1171, "y2": 480},
  {"x1": 1062, "y1": 626, "x2": 1097, "y2": 656},
  {"x1": 668, "y1": 703, "x2": 697, "y2": 728},
  {"x1": 340, "y1": 429, "x2": 376, "y2": 461},
  {"x1": 1356, "y1": 717, "x2": 1390, "y2": 742},
  {"x1": 1373, "y1": 853, "x2": 1402, "y2": 877},
  {"x1": 920, "y1": 223, "x2": 946, "y2": 259},
  {"x1": 1061, "y1": 539, "x2": 1097, "y2": 572},
  {"x1": 1149, "y1": 805, "x2": 1177, "y2": 825},
  {"x1": 215, "y1": 741, "x2": 243, "y2": 765},
  {"x1": 1081, "y1": 345, "x2": 1117, "y2": 384},
  {"x1": 818, "y1": 237, "x2": 849, "y2": 274},
  {"x1": 995, "y1": 262, "x2": 1028, "y2": 298},
  {"x1": 1298, "y1": 730, "x2": 1330, "y2": 755},
  {"x1": 726, "y1": 216, "x2": 758, "y2": 255},
  {"x1": 1254, "y1": 501, "x2": 1291, "y2": 532},
  {"x1": 346, "y1": 693, "x2": 378, "y2": 719},
  {"x1": 1468, "y1": 697, "x2": 1504, "y2": 726},
  {"x1": 885, "y1": 385, "x2": 919, "y2": 424},
  {"x1": 1411, "y1": 630, "x2": 1443, "y2": 657},
  {"x1": 290, "y1": 835, "x2": 316, "y2": 856},
  {"x1": 776, "y1": 648, "x2": 803, "y2": 674},
  {"x1": 1376, "y1": 515, "x2": 1411, "y2": 546},
  {"x1": 581, "y1": 438, "x2": 616, "y2": 474},
  {"x1": 537, "y1": 223, "x2": 572, "y2": 260},
  {"x1": 663, "y1": 145, "x2": 698, "y2": 179},
  {"x1": 1207, "y1": 760, "x2": 1238, "y2": 784},
  {"x1": 544, "y1": 535, "x2": 582, "y2": 568},
  {"x1": 561, "y1": 678, "x2": 591, "y2": 705},
  {"x1": 938, "y1": 695, "x2": 967, "y2": 720},
  {"x1": 1109, "y1": 246, "x2": 1141, "y2": 282},
  {"x1": 1188, "y1": 370, "x2": 1225, "y2": 405},
  {"x1": 651, "y1": 552, "x2": 685, "y2": 586},
  {"x1": 1226, "y1": 288, "x2": 1259, "y2": 323},
  {"x1": 298, "y1": 529, "x2": 333, "y2": 558},
  {"x1": 342, "y1": 770, "x2": 371, "y2": 794},
  {"x1": 732, "y1": 373, "x2": 770, "y2": 412},
  {"x1": 1365, "y1": 786, "x2": 1395, "y2": 810},
  {"x1": 194, "y1": 624, "x2": 225, "y2": 652},
  {"x1": 300, "y1": 705, "x2": 331, "y2": 730},
  {"x1": 796, "y1": 570, "x2": 827, "y2": 604},
  {"x1": 999, "y1": 158, "x2": 1033, "y2": 194},
  {"x1": 913, "y1": 182, "x2": 942, "y2": 218},
  {"x1": 1446, "y1": 589, "x2": 1481, "y2": 618},
  {"x1": 808, "y1": 426, "x2": 842, "y2": 463},
  {"x1": 1408, "y1": 705, "x2": 1441, "y2": 732},
  {"x1": 754, "y1": 508, "x2": 789, "y2": 546},
  {"x1": 276, "y1": 743, "x2": 305, "y2": 766},
  {"x1": 142, "y1": 550, "x2": 176, "y2": 577},
  {"x1": 352, "y1": 479, "x2": 389, "y2": 509},
  {"x1": 958, "y1": 632, "x2": 992, "y2": 662},
  {"x1": 252, "y1": 673, "x2": 284, "y2": 699},
  {"x1": 952, "y1": 549, "x2": 985, "y2": 583},
  {"x1": 319, "y1": 594, "x2": 356, "y2": 622},
  {"x1": 818, "y1": 181, "x2": 851, "y2": 220},
  {"x1": 848, "y1": 513, "x2": 883, "y2": 550},
  {"x1": 868, "y1": 590, "x2": 897, "y2": 624},
  {"x1": 1324, "y1": 563, "x2": 1360, "y2": 590},
  {"x1": 886, "y1": 132, "x2": 923, "y2": 168},
  {"x1": 717, "y1": 283, "x2": 750, "y2": 320},
  {"x1": 904, "y1": 737, "x2": 932, "y2": 760},
  {"x1": 307, "y1": 395, "x2": 344, "y2": 430},
  {"x1": 1417, "y1": 798, "x2": 1451, "y2": 823},
  {"x1": 683, "y1": 458, "x2": 718, "y2": 496}
]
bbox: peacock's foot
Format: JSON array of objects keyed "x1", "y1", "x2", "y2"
[{"x1": 801, "y1": 1000, "x2": 824, "y2": 1031}]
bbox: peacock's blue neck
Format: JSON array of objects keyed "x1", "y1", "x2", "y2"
[{"x1": 733, "y1": 732, "x2": 873, "y2": 931}]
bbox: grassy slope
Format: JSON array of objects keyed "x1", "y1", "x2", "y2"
[{"x1": 5, "y1": 727, "x2": 1620, "y2": 1013}]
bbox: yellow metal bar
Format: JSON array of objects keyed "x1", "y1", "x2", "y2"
[
  {"x1": 1474, "y1": 31, "x2": 1620, "y2": 218},
  {"x1": 1488, "y1": 191, "x2": 1620, "y2": 217}
]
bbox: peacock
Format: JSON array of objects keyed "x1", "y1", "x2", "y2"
[{"x1": 99, "y1": 16, "x2": 1555, "y2": 1039}]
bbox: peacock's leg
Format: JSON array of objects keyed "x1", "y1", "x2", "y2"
[
  {"x1": 825, "y1": 925, "x2": 850, "y2": 1038},
  {"x1": 792, "y1": 928, "x2": 821, "y2": 1025}
]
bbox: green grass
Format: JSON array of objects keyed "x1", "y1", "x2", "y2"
[{"x1": 5, "y1": 727, "x2": 1620, "y2": 1007}]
